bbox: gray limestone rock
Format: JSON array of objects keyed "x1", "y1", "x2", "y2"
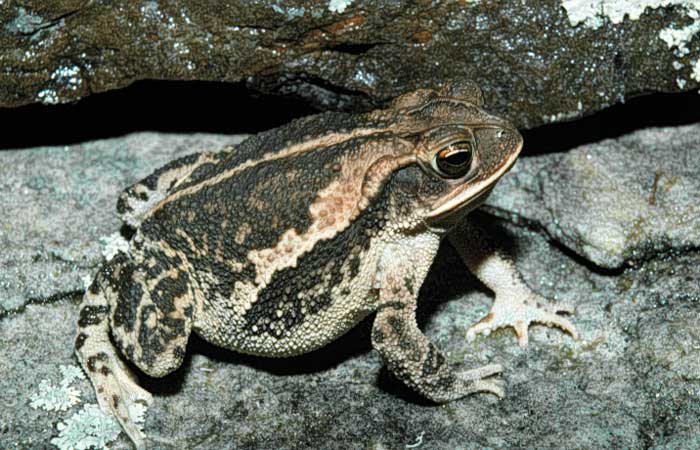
[
  {"x1": 1, "y1": 126, "x2": 698, "y2": 449},
  {"x1": 484, "y1": 123, "x2": 700, "y2": 269},
  {"x1": 1, "y1": 1, "x2": 699, "y2": 127}
]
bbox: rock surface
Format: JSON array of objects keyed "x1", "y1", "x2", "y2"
[
  {"x1": 2, "y1": 0, "x2": 700, "y2": 127},
  {"x1": 1, "y1": 127, "x2": 699, "y2": 449},
  {"x1": 485, "y1": 123, "x2": 700, "y2": 268}
]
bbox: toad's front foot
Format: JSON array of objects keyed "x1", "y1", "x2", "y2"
[{"x1": 467, "y1": 291, "x2": 578, "y2": 348}]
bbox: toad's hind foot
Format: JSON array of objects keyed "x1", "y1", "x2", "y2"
[
  {"x1": 77, "y1": 331, "x2": 153, "y2": 450},
  {"x1": 75, "y1": 268, "x2": 153, "y2": 450},
  {"x1": 88, "y1": 350, "x2": 153, "y2": 450},
  {"x1": 467, "y1": 292, "x2": 578, "y2": 348},
  {"x1": 77, "y1": 334, "x2": 153, "y2": 450}
]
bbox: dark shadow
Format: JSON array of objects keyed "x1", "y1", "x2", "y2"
[
  {"x1": 248, "y1": 72, "x2": 377, "y2": 111},
  {"x1": 0, "y1": 79, "x2": 318, "y2": 150},
  {"x1": 474, "y1": 209, "x2": 627, "y2": 276},
  {"x1": 1, "y1": 80, "x2": 697, "y2": 152},
  {"x1": 465, "y1": 211, "x2": 521, "y2": 258},
  {"x1": 191, "y1": 316, "x2": 374, "y2": 375},
  {"x1": 118, "y1": 224, "x2": 135, "y2": 241},
  {"x1": 375, "y1": 366, "x2": 434, "y2": 406},
  {"x1": 521, "y1": 90, "x2": 700, "y2": 155}
]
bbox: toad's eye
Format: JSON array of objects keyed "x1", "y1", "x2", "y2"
[{"x1": 434, "y1": 141, "x2": 474, "y2": 178}]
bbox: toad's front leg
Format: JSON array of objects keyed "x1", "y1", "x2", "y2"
[
  {"x1": 371, "y1": 246, "x2": 503, "y2": 402},
  {"x1": 449, "y1": 218, "x2": 578, "y2": 347}
]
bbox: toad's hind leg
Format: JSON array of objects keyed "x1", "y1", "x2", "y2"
[{"x1": 75, "y1": 251, "x2": 195, "y2": 449}]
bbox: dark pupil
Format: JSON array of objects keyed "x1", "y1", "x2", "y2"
[
  {"x1": 443, "y1": 151, "x2": 470, "y2": 167},
  {"x1": 437, "y1": 144, "x2": 472, "y2": 177}
]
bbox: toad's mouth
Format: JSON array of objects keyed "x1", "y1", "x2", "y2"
[{"x1": 426, "y1": 137, "x2": 521, "y2": 222}]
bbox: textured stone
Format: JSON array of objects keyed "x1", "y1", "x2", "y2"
[
  {"x1": 485, "y1": 123, "x2": 700, "y2": 268},
  {"x1": 1, "y1": 1, "x2": 699, "y2": 127}
]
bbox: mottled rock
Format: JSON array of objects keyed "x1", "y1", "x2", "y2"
[
  {"x1": 1, "y1": 1, "x2": 699, "y2": 127},
  {"x1": 485, "y1": 123, "x2": 700, "y2": 268}
]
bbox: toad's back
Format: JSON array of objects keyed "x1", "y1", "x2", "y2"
[{"x1": 131, "y1": 124, "x2": 426, "y2": 355}]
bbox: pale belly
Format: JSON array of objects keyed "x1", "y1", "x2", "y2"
[
  {"x1": 191, "y1": 241, "x2": 385, "y2": 358},
  {"x1": 191, "y1": 230, "x2": 442, "y2": 358}
]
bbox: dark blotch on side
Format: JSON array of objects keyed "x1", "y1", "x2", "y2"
[
  {"x1": 116, "y1": 195, "x2": 134, "y2": 215},
  {"x1": 88, "y1": 280, "x2": 101, "y2": 295},
  {"x1": 151, "y1": 272, "x2": 190, "y2": 316},
  {"x1": 387, "y1": 316, "x2": 404, "y2": 336},
  {"x1": 372, "y1": 328, "x2": 385, "y2": 344},
  {"x1": 108, "y1": 254, "x2": 142, "y2": 333},
  {"x1": 78, "y1": 305, "x2": 109, "y2": 327},
  {"x1": 437, "y1": 372, "x2": 458, "y2": 391},
  {"x1": 173, "y1": 345, "x2": 187, "y2": 360},
  {"x1": 86, "y1": 352, "x2": 108, "y2": 373},
  {"x1": 75, "y1": 332, "x2": 88, "y2": 350},
  {"x1": 376, "y1": 301, "x2": 406, "y2": 312},
  {"x1": 243, "y1": 190, "x2": 390, "y2": 339},
  {"x1": 136, "y1": 305, "x2": 165, "y2": 368}
]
